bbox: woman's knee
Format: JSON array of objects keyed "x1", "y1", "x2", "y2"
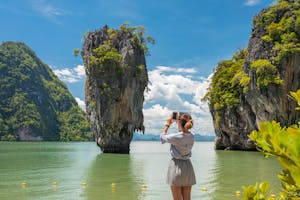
[
  {"x1": 182, "y1": 186, "x2": 192, "y2": 200},
  {"x1": 171, "y1": 186, "x2": 183, "y2": 200}
]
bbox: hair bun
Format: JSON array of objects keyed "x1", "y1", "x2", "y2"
[{"x1": 184, "y1": 119, "x2": 193, "y2": 130}]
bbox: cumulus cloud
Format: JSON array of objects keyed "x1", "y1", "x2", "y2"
[
  {"x1": 245, "y1": 0, "x2": 260, "y2": 6},
  {"x1": 143, "y1": 66, "x2": 213, "y2": 135},
  {"x1": 53, "y1": 65, "x2": 85, "y2": 83},
  {"x1": 75, "y1": 97, "x2": 86, "y2": 111}
]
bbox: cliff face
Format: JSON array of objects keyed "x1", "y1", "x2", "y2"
[
  {"x1": 245, "y1": 4, "x2": 300, "y2": 126},
  {"x1": 0, "y1": 42, "x2": 92, "y2": 141},
  {"x1": 207, "y1": 0, "x2": 300, "y2": 150},
  {"x1": 82, "y1": 25, "x2": 148, "y2": 153}
]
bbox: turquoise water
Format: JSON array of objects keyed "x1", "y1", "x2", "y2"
[{"x1": 0, "y1": 141, "x2": 281, "y2": 200}]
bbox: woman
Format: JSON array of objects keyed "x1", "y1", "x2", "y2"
[{"x1": 160, "y1": 112, "x2": 196, "y2": 200}]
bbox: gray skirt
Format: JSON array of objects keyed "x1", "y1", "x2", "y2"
[{"x1": 167, "y1": 158, "x2": 196, "y2": 186}]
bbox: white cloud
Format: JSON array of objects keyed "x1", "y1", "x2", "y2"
[
  {"x1": 155, "y1": 66, "x2": 197, "y2": 74},
  {"x1": 176, "y1": 68, "x2": 197, "y2": 73},
  {"x1": 143, "y1": 66, "x2": 214, "y2": 135},
  {"x1": 245, "y1": 0, "x2": 260, "y2": 6},
  {"x1": 30, "y1": 0, "x2": 71, "y2": 23},
  {"x1": 74, "y1": 65, "x2": 86, "y2": 76},
  {"x1": 75, "y1": 97, "x2": 86, "y2": 111},
  {"x1": 53, "y1": 65, "x2": 85, "y2": 83}
]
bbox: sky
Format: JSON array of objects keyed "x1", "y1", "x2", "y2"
[{"x1": 0, "y1": 0, "x2": 275, "y2": 135}]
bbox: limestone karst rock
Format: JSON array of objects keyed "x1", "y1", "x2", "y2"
[
  {"x1": 206, "y1": 0, "x2": 300, "y2": 150},
  {"x1": 82, "y1": 25, "x2": 149, "y2": 153},
  {"x1": 0, "y1": 42, "x2": 92, "y2": 141}
]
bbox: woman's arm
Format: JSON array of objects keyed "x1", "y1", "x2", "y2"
[
  {"x1": 161, "y1": 116, "x2": 178, "y2": 144},
  {"x1": 162, "y1": 118, "x2": 172, "y2": 134}
]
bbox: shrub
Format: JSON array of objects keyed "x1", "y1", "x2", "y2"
[
  {"x1": 203, "y1": 49, "x2": 248, "y2": 110},
  {"x1": 73, "y1": 48, "x2": 80, "y2": 57},
  {"x1": 90, "y1": 41, "x2": 122, "y2": 67},
  {"x1": 239, "y1": 73, "x2": 250, "y2": 93},
  {"x1": 258, "y1": 0, "x2": 300, "y2": 64},
  {"x1": 242, "y1": 90, "x2": 300, "y2": 200},
  {"x1": 87, "y1": 23, "x2": 154, "y2": 75},
  {"x1": 250, "y1": 59, "x2": 283, "y2": 88},
  {"x1": 1, "y1": 134, "x2": 17, "y2": 141}
]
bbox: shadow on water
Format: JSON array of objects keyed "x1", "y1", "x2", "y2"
[
  {"x1": 84, "y1": 153, "x2": 145, "y2": 200},
  {"x1": 210, "y1": 150, "x2": 282, "y2": 200}
]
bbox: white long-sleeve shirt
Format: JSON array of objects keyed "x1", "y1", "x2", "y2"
[{"x1": 160, "y1": 132, "x2": 194, "y2": 160}]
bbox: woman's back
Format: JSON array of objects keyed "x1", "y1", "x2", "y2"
[{"x1": 160, "y1": 132, "x2": 194, "y2": 160}]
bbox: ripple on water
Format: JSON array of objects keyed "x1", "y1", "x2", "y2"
[{"x1": 0, "y1": 141, "x2": 282, "y2": 200}]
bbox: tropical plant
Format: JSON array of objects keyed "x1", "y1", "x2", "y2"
[
  {"x1": 120, "y1": 23, "x2": 155, "y2": 56},
  {"x1": 242, "y1": 90, "x2": 300, "y2": 200}
]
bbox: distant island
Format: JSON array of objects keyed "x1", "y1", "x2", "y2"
[{"x1": 132, "y1": 133, "x2": 215, "y2": 141}]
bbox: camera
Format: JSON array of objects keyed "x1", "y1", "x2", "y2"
[
  {"x1": 172, "y1": 112, "x2": 177, "y2": 120},
  {"x1": 172, "y1": 111, "x2": 186, "y2": 120}
]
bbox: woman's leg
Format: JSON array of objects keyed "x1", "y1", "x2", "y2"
[
  {"x1": 171, "y1": 186, "x2": 183, "y2": 200},
  {"x1": 182, "y1": 186, "x2": 192, "y2": 200}
]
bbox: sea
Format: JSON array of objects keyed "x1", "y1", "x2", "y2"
[{"x1": 0, "y1": 141, "x2": 281, "y2": 200}]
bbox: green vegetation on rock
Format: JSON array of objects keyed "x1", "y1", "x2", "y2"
[
  {"x1": 204, "y1": 49, "x2": 248, "y2": 110},
  {"x1": 0, "y1": 41, "x2": 92, "y2": 141},
  {"x1": 250, "y1": 59, "x2": 283, "y2": 88},
  {"x1": 90, "y1": 40, "x2": 122, "y2": 68},
  {"x1": 205, "y1": 0, "x2": 299, "y2": 112},
  {"x1": 58, "y1": 106, "x2": 93, "y2": 141},
  {"x1": 258, "y1": 0, "x2": 300, "y2": 63},
  {"x1": 82, "y1": 23, "x2": 150, "y2": 153},
  {"x1": 84, "y1": 23, "x2": 153, "y2": 102},
  {"x1": 87, "y1": 23, "x2": 154, "y2": 75},
  {"x1": 203, "y1": 0, "x2": 300, "y2": 151}
]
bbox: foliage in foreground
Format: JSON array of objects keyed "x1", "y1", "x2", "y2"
[{"x1": 242, "y1": 90, "x2": 300, "y2": 200}]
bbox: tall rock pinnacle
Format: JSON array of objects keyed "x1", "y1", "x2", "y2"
[{"x1": 82, "y1": 24, "x2": 150, "y2": 153}]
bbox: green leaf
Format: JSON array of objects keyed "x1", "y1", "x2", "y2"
[
  {"x1": 242, "y1": 185, "x2": 258, "y2": 200},
  {"x1": 259, "y1": 182, "x2": 270, "y2": 195}
]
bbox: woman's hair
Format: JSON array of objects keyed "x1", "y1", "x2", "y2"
[{"x1": 180, "y1": 113, "x2": 193, "y2": 130}]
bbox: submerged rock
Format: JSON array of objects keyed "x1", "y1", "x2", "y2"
[{"x1": 82, "y1": 25, "x2": 149, "y2": 153}]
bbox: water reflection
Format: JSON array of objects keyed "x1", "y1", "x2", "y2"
[
  {"x1": 0, "y1": 142, "x2": 98, "y2": 200},
  {"x1": 210, "y1": 150, "x2": 282, "y2": 200},
  {"x1": 0, "y1": 142, "x2": 284, "y2": 200},
  {"x1": 84, "y1": 153, "x2": 145, "y2": 200},
  {"x1": 191, "y1": 142, "x2": 218, "y2": 200}
]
